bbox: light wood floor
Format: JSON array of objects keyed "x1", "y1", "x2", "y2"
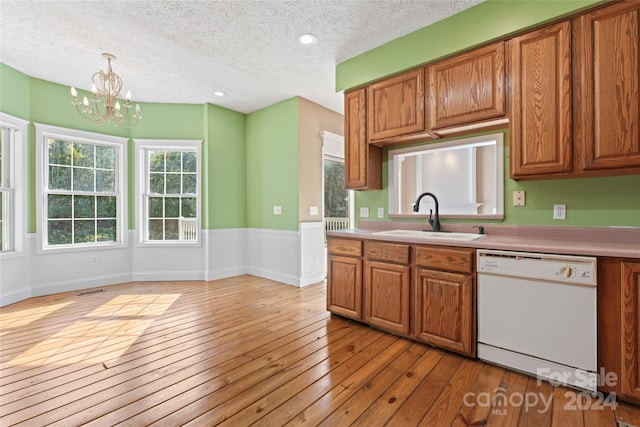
[{"x1": 1, "y1": 275, "x2": 639, "y2": 426}]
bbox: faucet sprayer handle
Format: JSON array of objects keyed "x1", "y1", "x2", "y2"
[{"x1": 429, "y1": 209, "x2": 433, "y2": 220}]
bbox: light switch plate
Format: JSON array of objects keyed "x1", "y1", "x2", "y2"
[
  {"x1": 309, "y1": 206, "x2": 318, "y2": 216},
  {"x1": 513, "y1": 190, "x2": 526, "y2": 206},
  {"x1": 273, "y1": 205, "x2": 282, "y2": 215},
  {"x1": 360, "y1": 207, "x2": 369, "y2": 218}
]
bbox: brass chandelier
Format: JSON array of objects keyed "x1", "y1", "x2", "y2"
[{"x1": 70, "y1": 53, "x2": 142, "y2": 127}]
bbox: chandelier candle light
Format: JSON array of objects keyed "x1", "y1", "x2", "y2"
[{"x1": 70, "y1": 53, "x2": 142, "y2": 127}]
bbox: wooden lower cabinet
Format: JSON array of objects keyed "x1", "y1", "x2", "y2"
[
  {"x1": 414, "y1": 268, "x2": 475, "y2": 357},
  {"x1": 327, "y1": 239, "x2": 476, "y2": 358},
  {"x1": 598, "y1": 257, "x2": 640, "y2": 402},
  {"x1": 326, "y1": 238, "x2": 363, "y2": 320},
  {"x1": 364, "y1": 260, "x2": 411, "y2": 335},
  {"x1": 621, "y1": 262, "x2": 640, "y2": 400}
]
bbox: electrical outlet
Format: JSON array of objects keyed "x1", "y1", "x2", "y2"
[
  {"x1": 90, "y1": 256, "x2": 99, "y2": 266},
  {"x1": 273, "y1": 205, "x2": 282, "y2": 215},
  {"x1": 377, "y1": 207, "x2": 384, "y2": 218},
  {"x1": 553, "y1": 204, "x2": 566, "y2": 220},
  {"x1": 513, "y1": 190, "x2": 526, "y2": 206},
  {"x1": 359, "y1": 207, "x2": 369, "y2": 218}
]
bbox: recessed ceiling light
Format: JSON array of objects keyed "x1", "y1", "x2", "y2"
[
  {"x1": 297, "y1": 34, "x2": 317, "y2": 45},
  {"x1": 214, "y1": 91, "x2": 226, "y2": 97}
]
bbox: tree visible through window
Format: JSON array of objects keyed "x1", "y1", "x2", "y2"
[
  {"x1": 46, "y1": 139, "x2": 118, "y2": 245},
  {"x1": 147, "y1": 149, "x2": 198, "y2": 241},
  {"x1": 324, "y1": 159, "x2": 348, "y2": 218},
  {"x1": 36, "y1": 124, "x2": 127, "y2": 251}
]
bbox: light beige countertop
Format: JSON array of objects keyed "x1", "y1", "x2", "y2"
[{"x1": 327, "y1": 220, "x2": 640, "y2": 259}]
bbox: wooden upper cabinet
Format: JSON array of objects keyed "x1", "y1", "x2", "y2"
[
  {"x1": 344, "y1": 89, "x2": 381, "y2": 190},
  {"x1": 574, "y1": 1, "x2": 640, "y2": 172},
  {"x1": 510, "y1": 20, "x2": 573, "y2": 179},
  {"x1": 428, "y1": 42, "x2": 506, "y2": 130},
  {"x1": 367, "y1": 68, "x2": 425, "y2": 141}
]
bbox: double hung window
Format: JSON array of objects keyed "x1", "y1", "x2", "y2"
[
  {"x1": 135, "y1": 139, "x2": 201, "y2": 244},
  {"x1": 35, "y1": 124, "x2": 127, "y2": 250}
]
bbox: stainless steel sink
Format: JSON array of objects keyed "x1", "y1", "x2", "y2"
[{"x1": 372, "y1": 229, "x2": 486, "y2": 241}]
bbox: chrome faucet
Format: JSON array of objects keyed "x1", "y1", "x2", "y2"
[{"x1": 413, "y1": 192, "x2": 441, "y2": 231}]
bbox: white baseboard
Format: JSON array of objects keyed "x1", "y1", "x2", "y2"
[
  {"x1": 0, "y1": 286, "x2": 32, "y2": 307},
  {"x1": 130, "y1": 271, "x2": 208, "y2": 282},
  {"x1": 30, "y1": 273, "x2": 133, "y2": 297}
]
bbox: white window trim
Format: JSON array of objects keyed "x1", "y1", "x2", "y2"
[
  {"x1": 34, "y1": 123, "x2": 128, "y2": 253},
  {"x1": 134, "y1": 138, "x2": 203, "y2": 247},
  {"x1": 0, "y1": 113, "x2": 29, "y2": 260}
]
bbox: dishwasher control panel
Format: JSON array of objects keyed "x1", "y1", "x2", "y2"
[{"x1": 477, "y1": 249, "x2": 597, "y2": 286}]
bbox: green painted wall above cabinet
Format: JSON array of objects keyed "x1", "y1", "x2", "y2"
[{"x1": 336, "y1": 0, "x2": 605, "y2": 91}]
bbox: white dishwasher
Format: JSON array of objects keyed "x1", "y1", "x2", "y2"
[{"x1": 477, "y1": 249, "x2": 598, "y2": 392}]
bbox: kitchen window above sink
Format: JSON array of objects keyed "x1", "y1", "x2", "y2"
[{"x1": 387, "y1": 133, "x2": 505, "y2": 219}]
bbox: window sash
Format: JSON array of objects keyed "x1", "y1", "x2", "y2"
[
  {"x1": 135, "y1": 140, "x2": 202, "y2": 245},
  {"x1": 36, "y1": 123, "x2": 127, "y2": 251}
]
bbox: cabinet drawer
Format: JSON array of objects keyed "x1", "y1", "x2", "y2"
[
  {"x1": 414, "y1": 246, "x2": 474, "y2": 273},
  {"x1": 365, "y1": 241, "x2": 410, "y2": 264},
  {"x1": 327, "y1": 238, "x2": 362, "y2": 257}
]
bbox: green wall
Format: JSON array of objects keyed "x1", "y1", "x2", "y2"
[
  {"x1": 205, "y1": 104, "x2": 247, "y2": 229},
  {"x1": 336, "y1": 0, "x2": 605, "y2": 91},
  {"x1": 246, "y1": 98, "x2": 299, "y2": 231},
  {"x1": 0, "y1": 63, "x2": 247, "y2": 232}
]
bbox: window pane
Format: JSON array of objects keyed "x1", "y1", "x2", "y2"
[
  {"x1": 149, "y1": 151, "x2": 165, "y2": 172},
  {"x1": 150, "y1": 173, "x2": 164, "y2": 194},
  {"x1": 166, "y1": 151, "x2": 181, "y2": 172},
  {"x1": 183, "y1": 151, "x2": 197, "y2": 172},
  {"x1": 49, "y1": 139, "x2": 72, "y2": 165},
  {"x1": 149, "y1": 219, "x2": 163, "y2": 240},
  {"x1": 96, "y1": 170, "x2": 115, "y2": 192},
  {"x1": 48, "y1": 194, "x2": 72, "y2": 218},
  {"x1": 48, "y1": 220, "x2": 72, "y2": 245},
  {"x1": 73, "y1": 143, "x2": 95, "y2": 168},
  {"x1": 165, "y1": 219, "x2": 179, "y2": 240},
  {"x1": 166, "y1": 174, "x2": 181, "y2": 194},
  {"x1": 97, "y1": 196, "x2": 116, "y2": 218},
  {"x1": 74, "y1": 195, "x2": 95, "y2": 218},
  {"x1": 183, "y1": 173, "x2": 196, "y2": 194},
  {"x1": 97, "y1": 219, "x2": 116, "y2": 241},
  {"x1": 96, "y1": 145, "x2": 115, "y2": 169},
  {"x1": 165, "y1": 197, "x2": 180, "y2": 218},
  {"x1": 74, "y1": 220, "x2": 95, "y2": 243},
  {"x1": 49, "y1": 166, "x2": 71, "y2": 190},
  {"x1": 149, "y1": 197, "x2": 163, "y2": 217},
  {"x1": 181, "y1": 197, "x2": 196, "y2": 218},
  {"x1": 73, "y1": 168, "x2": 94, "y2": 191}
]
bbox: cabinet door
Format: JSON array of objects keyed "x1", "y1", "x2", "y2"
[
  {"x1": 428, "y1": 42, "x2": 506, "y2": 130},
  {"x1": 367, "y1": 69, "x2": 425, "y2": 141},
  {"x1": 575, "y1": 2, "x2": 640, "y2": 171},
  {"x1": 327, "y1": 255, "x2": 362, "y2": 320},
  {"x1": 364, "y1": 260, "x2": 411, "y2": 335},
  {"x1": 510, "y1": 21, "x2": 572, "y2": 178},
  {"x1": 344, "y1": 89, "x2": 382, "y2": 190},
  {"x1": 414, "y1": 268, "x2": 475, "y2": 357},
  {"x1": 621, "y1": 262, "x2": 640, "y2": 400}
]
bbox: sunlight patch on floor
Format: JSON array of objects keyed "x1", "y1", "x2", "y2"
[
  {"x1": 0, "y1": 302, "x2": 73, "y2": 334},
  {"x1": 6, "y1": 294, "x2": 180, "y2": 366}
]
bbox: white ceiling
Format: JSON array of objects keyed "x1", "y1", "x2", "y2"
[{"x1": 0, "y1": 0, "x2": 484, "y2": 114}]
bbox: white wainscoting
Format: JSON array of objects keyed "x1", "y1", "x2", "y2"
[
  {"x1": 299, "y1": 222, "x2": 325, "y2": 287},
  {"x1": 1, "y1": 224, "x2": 325, "y2": 306}
]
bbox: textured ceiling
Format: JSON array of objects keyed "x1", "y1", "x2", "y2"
[{"x1": 0, "y1": 0, "x2": 484, "y2": 114}]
